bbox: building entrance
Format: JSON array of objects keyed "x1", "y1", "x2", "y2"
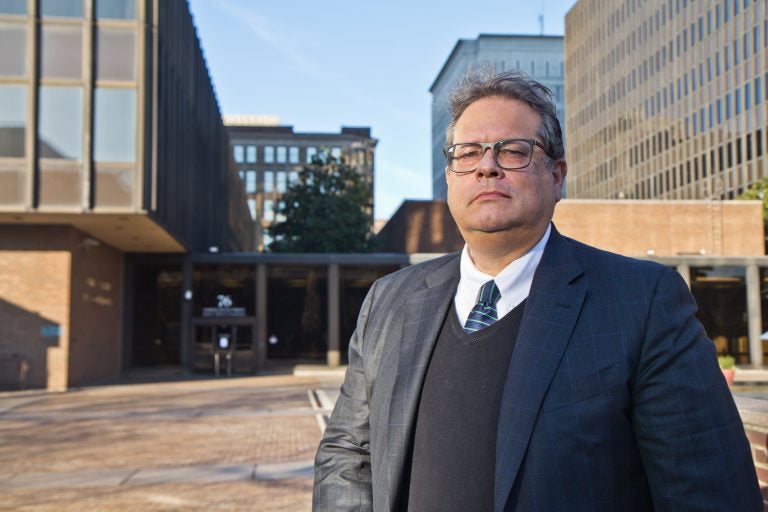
[{"x1": 192, "y1": 321, "x2": 256, "y2": 374}]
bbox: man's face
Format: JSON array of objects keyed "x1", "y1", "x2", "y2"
[{"x1": 445, "y1": 95, "x2": 566, "y2": 243}]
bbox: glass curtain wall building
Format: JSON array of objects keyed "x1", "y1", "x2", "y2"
[
  {"x1": 0, "y1": 0, "x2": 253, "y2": 390},
  {"x1": 566, "y1": 0, "x2": 768, "y2": 201}
]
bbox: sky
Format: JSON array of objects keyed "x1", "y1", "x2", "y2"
[{"x1": 187, "y1": 0, "x2": 578, "y2": 220}]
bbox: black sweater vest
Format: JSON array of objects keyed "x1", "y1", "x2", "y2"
[{"x1": 405, "y1": 300, "x2": 526, "y2": 512}]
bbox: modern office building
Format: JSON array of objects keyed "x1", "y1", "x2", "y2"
[
  {"x1": 430, "y1": 34, "x2": 565, "y2": 199},
  {"x1": 225, "y1": 117, "x2": 378, "y2": 251},
  {"x1": 0, "y1": 0, "x2": 253, "y2": 389},
  {"x1": 565, "y1": 0, "x2": 768, "y2": 201}
]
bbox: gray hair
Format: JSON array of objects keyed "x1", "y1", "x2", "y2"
[{"x1": 445, "y1": 68, "x2": 564, "y2": 161}]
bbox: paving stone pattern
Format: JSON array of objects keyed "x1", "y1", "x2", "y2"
[{"x1": 0, "y1": 373, "x2": 341, "y2": 511}]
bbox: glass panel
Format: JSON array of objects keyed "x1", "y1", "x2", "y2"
[
  {"x1": 95, "y1": 167, "x2": 134, "y2": 207},
  {"x1": 40, "y1": 0, "x2": 83, "y2": 17},
  {"x1": 39, "y1": 164, "x2": 81, "y2": 206},
  {"x1": 96, "y1": 27, "x2": 135, "y2": 81},
  {"x1": 132, "y1": 263, "x2": 182, "y2": 366},
  {"x1": 233, "y1": 144, "x2": 243, "y2": 162},
  {"x1": 192, "y1": 265, "x2": 255, "y2": 317},
  {"x1": 39, "y1": 86, "x2": 83, "y2": 160},
  {"x1": 0, "y1": 0, "x2": 27, "y2": 15},
  {"x1": 691, "y1": 266, "x2": 749, "y2": 363},
  {"x1": 264, "y1": 146, "x2": 274, "y2": 163},
  {"x1": 267, "y1": 266, "x2": 328, "y2": 359},
  {"x1": 289, "y1": 146, "x2": 299, "y2": 163},
  {"x1": 0, "y1": 163, "x2": 25, "y2": 206},
  {"x1": 245, "y1": 145, "x2": 256, "y2": 163},
  {"x1": 276, "y1": 146, "x2": 286, "y2": 163},
  {"x1": 0, "y1": 85, "x2": 25, "y2": 157},
  {"x1": 94, "y1": 88, "x2": 136, "y2": 162},
  {"x1": 96, "y1": 0, "x2": 136, "y2": 19},
  {"x1": 41, "y1": 24, "x2": 83, "y2": 79},
  {"x1": 0, "y1": 23, "x2": 26, "y2": 76}
]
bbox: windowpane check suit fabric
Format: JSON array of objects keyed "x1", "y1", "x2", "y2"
[
  {"x1": 313, "y1": 226, "x2": 761, "y2": 512},
  {"x1": 463, "y1": 279, "x2": 501, "y2": 333}
]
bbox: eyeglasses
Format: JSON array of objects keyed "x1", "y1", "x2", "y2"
[{"x1": 444, "y1": 138, "x2": 553, "y2": 174}]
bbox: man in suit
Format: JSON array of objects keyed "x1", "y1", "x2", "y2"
[{"x1": 313, "y1": 70, "x2": 761, "y2": 511}]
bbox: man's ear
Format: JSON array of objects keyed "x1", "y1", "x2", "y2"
[{"x1": 552, "y1": 159, "x2": 567, "y2": 202}]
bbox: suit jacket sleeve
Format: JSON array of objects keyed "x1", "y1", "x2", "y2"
[
  {"x1": 632, "y1": 267, "x2": 761, "y2": 511},
  {"x1": 313, "y1": 280, "x2": 377, "y2": 512}
]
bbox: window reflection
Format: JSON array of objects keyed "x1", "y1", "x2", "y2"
[
  {"x1": 95, "y1": 167, "x2": 134, "y2": 207},
  {"x1": 40, "y1": 0, "x2": 83, "y2": 17},
  {"x1": 0, "y1": 0, "x2": 26, "y2": 15},
  {"x1": 0, "y1": 85, "x2": 26, "y2": 157},
  {"x1": 0, "y1": 23, "x2": 26, "y2": 77},
  {"x1": 94, "y1": 88, "x2": 136, "y2": 162},
  {"x1": 39, "y1": 86, "x2": 83, "y2": 160},
  {"x1": 96, "y1": 0, "x2": 135, "y2": 19},
  {"x1": 0, "y1": 163, "x2": 25, "y2": 206},
  {"x1": 41, "y1": 24, "x2": 83, "y2": 80},
  {"x1": 96, "y1": 28, "x2": 135, "y2": 81}
]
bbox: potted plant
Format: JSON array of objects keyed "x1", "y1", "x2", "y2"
[{"x1": 717, "y1": 355, "x2": 736, "y2": 386}]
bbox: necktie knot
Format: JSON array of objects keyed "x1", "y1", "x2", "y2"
[{"x1": 463, "y1": 280, "x2": 501, "y2": 333}]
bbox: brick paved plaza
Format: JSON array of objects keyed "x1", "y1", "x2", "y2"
[{"x1": 0, "y1": 371, "x2": 342, "y2": 511}]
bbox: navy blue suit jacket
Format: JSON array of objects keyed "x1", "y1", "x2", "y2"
[{"x1": 314, "y1": 226, "x2": 761, "y2": 511}]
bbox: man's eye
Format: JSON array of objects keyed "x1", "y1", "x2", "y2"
[
  {"x1": 499, "y1": 148, "x2": 525, "y2": 157},
  {"x1": 456, "y1": 150, "x2": 480, "y2": 160}
]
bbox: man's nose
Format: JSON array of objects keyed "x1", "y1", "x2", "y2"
[{"x1": 475, "y1": 147, "x2": 502, "y2": 178}]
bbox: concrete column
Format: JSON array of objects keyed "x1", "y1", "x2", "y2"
[
  {"x1": 180, "y1": 256, "x2": 193, "y2": 371},
  {"x1": 327, "y1": 264, "x2": 340, "y2": 367},
  {"x1": 746, "y1": 264, "x2": 763, "y2": 367},
  {"x1": 256, "y1": 264, "x2": 267, "y2": 370},
  {"x1": 676, "y1": 263, "x2": 691, "y2": 289}
]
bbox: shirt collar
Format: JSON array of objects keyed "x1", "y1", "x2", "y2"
[{"x1": 455, "y1": 224, "x2": 551, "y2": 324}]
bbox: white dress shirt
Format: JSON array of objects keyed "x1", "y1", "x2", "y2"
[{"x1": 454, "y1": 225, "x2": 551, "y2": 326}]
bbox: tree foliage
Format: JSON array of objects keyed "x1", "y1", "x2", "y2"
[
  {"x1": 267, "y1": 158, "x2": 373, "y2": 252},
  {"x1": 738, "y1": 177, "x2": 768, "y2": 220}
]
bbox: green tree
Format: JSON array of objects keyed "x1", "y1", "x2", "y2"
[
  {"x1": 738, "y1": 177, "x2": 768, "y2": 220},
  {"x1": 268, "y1": 158, "x2": 373, "y2": 252}
]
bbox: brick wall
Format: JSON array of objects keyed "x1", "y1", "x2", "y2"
[
  {"x1": 734, "y1": 396, "x2": 768, "y2": 510},
  {"x1": 0, "y1": 225, "x2": 124, "y2": 390}
]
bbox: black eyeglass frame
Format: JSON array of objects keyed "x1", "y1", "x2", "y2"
[{"x1": 443, "y1": 138, "x2": 554, "y2": 174}]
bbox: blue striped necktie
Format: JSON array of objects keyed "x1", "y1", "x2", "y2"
[{"x1": 463, "y1": 280, "x2": 501, "y2": 333}]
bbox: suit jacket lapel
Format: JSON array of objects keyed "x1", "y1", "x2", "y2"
[
  {"x1": 384, "y1": 254, "x2": 460, "y2": 509},
  {"x1": 494, "y1": 228, "x2": 586, "y2": 512}
]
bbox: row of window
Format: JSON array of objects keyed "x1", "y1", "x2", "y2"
[
  {"x1": 576, "y1": 126, "x2": 765, "y2": 199},
  {"x1": 243, "y1": 198, "x2": 286, "y2": 223},
  {"x1": 238, "y1": 169, "x2": 300, "y2": 194},
  {"x1": 0, "y1": 0, "x2": 136, "y2": 19},
  {"x1": 233, "y1": 144, "x2": 343, "y2": 165}
]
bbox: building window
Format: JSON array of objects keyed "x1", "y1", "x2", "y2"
[
  {"x1": 94, "y1": 87, "x2": 136, "y2": 163},
  {"x1": 263, "y1": 170, "x2": 274, "y2": 193},
  {"x1": 276, "y1": 171, "x2": 287, "y2": 193},
  {"x1": 245, "y1": 145, "x2": 256, "y2": 163},
  {"x1": 0, "y1": 85, "x2": 26, "y2": 157},
  {"x1": 39, "y1": 86, "x2": 83, "y2": 160},
  {"x1": 264, "y1": 199, "x2": 274, "y2": 222},
  {"x1": 0, "y1": 23, "x2": 27, "y2": 77},
  {"x1": 41, "y1": 0, "x2": 83, "y2": 17},
  {"x1": 95, "y1": 0, "x2": 136, "y2": 19},
  {"x1": 264, "y1": 146, "x2": 274, "y2": 163},
  {"x1": 233, "y1": 145, "x2": 244, "y2": 163},
  {"x1": 244, "y1": 170, "x2": 256, "y2": 193},
  {"x1": 288, "y1": 170, "x2": 299, "y2": 185},
  {"x1": 0, "y1": 0, "x2": 26, "y2": 14},
  {"x1": 306, "y1": 146, "x2": 317, "y2": 163},
  {"x1": 289, "y1": 146, "x2": 299, "y2": 163},
  {"x1": 331, "y1": 146, "x2": 342, "y2": 161},
  {"x1": 247, "y1": 198, "x2": 256, "y2": 220},
  {"x1": 41, "y1": 24, "x2": 83, "y2": 80},
  {"x1": 96, "y1": 27, "x2": 136, "y2": 82},
  {"x1": 276, "y1": 146, "x2": 287, "y2": 163}
]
